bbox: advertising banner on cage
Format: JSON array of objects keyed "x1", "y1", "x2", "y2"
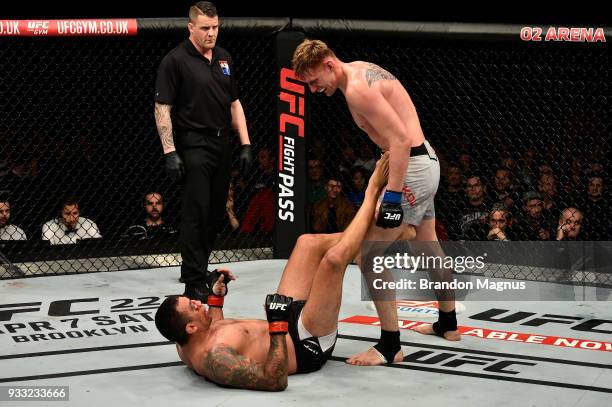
[
  {"x1": 274, "y1": 31, "x2": 307, "y2": 259},
  {"x1": 0, "y1": 20, "x2": 138, "y2": 36}
]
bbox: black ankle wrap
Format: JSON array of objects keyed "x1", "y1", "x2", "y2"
[
  {"x1": 432, "y1": 309, "x2": 457, "y2": 337},
  {"x1": 373, "y1": 329, "x2": 401, "y2": 363}
]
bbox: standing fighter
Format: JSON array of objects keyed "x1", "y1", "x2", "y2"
[
  {"x1": 154, "y1": 2, "x2": 252, "y2": 301},
  {"x1": 292, "y1": 39, "x2": 459, "y2": 366}
]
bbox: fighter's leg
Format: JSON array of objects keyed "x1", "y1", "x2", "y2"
[
  {"x1": 412, "y1": 217, "x2": 461, "y2": 341},
  {"x1": 298, "y1": 154, "x2": 390, "y2": 337},
  {"x1": 345, "y1": 222, "x2": 408, "y2": 366},
  {"x1": 276, "y1": 233, "x2": 342, "y2": 301},
  {"x1": 348, "y1": 147, "x2": 441, "y2": 365}
]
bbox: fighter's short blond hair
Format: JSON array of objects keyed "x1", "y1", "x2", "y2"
[{"x1": 292, "y1": 39, "x2": 336, "y2": 78}]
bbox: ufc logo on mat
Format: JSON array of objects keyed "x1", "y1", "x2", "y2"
[
  {"x1": 384, "y1": 213, "x2": 401, "y2": 221},
  {"x1": 270, "y1": 303, "x2": 288, "y2": 311}
]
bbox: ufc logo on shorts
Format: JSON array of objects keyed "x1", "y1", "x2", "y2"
[
  {"x1": 270, "y1": 303, "x2": 287, "y2": 311},
  {"x1": 384, "y1": 213, "x2": 401, "y2": 221}
]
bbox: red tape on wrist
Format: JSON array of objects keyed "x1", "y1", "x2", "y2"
[
  {"x1": 268, "y1": 321, "x2": 288, "y2": 334},
  {"x1": 207, "y1": 295, "x2": 224, "y2": 308}
]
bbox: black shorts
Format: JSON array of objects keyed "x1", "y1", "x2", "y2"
[{"x1": 288, "y1": 300, "x2": 337, "y2": 374}]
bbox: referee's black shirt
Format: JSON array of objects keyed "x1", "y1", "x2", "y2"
[{"x1": 155, "y1": 39, "x2": 239, "y2": 145}]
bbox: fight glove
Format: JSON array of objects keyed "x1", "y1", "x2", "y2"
[
  {"x1": 206, "y1": 269, "x2": 231, "y2": 308},
  {"x1": 376, "y1": 190, "x2": 404, "y2": 228},
  {"x1": 265, "y1": 294, "x2": 293, "y2": 335}
]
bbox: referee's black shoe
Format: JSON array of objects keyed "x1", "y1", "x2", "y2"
[{"x1": 183, "y1": 283, "x2": 208, "y2": 303}]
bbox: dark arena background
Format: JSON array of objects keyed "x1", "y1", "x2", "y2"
[
  {"x1": 0, "y1": 16, "x2": 609, "y2": 287},
  {"x1": 0, "y1": 5, "x2": 611, "y2": 406}
]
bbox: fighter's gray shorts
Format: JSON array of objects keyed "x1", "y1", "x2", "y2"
[{"x1": 382, "y1": 140, "x2": 440, "y2": 226}]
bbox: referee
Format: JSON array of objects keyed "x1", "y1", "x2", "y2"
[{"x1": 154, "y1": 1, "x2": 252, "y2": 301}]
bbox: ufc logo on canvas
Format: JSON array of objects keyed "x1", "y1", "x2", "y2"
[{"x1": 384, "y1": 213, "x2": 401, "y2": 221}]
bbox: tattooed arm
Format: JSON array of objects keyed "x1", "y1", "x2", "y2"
[
  {"x1": 154, "y1": 102, "x2": 176, "y2": 154},
  {"x1": 202, "y1": 337, "x2": 288, "y2": 391}
]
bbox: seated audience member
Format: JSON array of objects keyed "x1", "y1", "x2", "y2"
[
  {"x1": 240, "y1": 148, "x2": 275, "y2": 234},
  {"x1": 0, "y1": 195, "x2": 27, "y2": 240},
  {"x1": 537, "y1": 173, "x2": 561, "y2": 223},
  {"x1": 489, "y1": 167, "x2": 520, "y2": 212},
  {"x1": 556, "y1": 207, "x2": 584, "y2": 241},
  {"x1": 435, "y1": 163, "x2": 465, "y2": 240},
  {"x1": 512, "y1": 191, "x2": 553, "y2": 241},
  {"x1": 124, "y1": 192, "x2": 176, "y2": 239},
  {"x1": 312, "y1": 176, "x2": 356, "y2": 233},
  {"x1": 580, "y1": 175, "x2": 610, "y2": 240},
  {"x1": 308, "y1": 158, "x2": 326, "y2": 204},
  {"x1": 455, "y1": 174, "x2": 492, "y2": 239},
  {"x1": 463, "y1": 203, "x2": 514, "y2": 241},
  {"x1": 354, "y1": 143, "x2": 377, "y2": 173},
  {"x1": 346, "y1": 166, "x2": 369, "y2": 209},
  {"x1": 42, "y1": 196, "x2": 101, "y2": 245}
]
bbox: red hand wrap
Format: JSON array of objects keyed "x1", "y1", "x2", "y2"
[
  {"x1": 268, "y1": 321, "x2": 288, "y2": 334},
  {"x1": 207, "y1": 295, "x2": 224, "y2": 308}
]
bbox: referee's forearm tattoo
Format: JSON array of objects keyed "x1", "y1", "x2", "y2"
[{"x1": 154, "y1": 102, "x2": 175, "y2": 152}]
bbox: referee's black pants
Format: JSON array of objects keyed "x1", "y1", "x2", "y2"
[{"x1": 179, "y1": 136, "x2": 231, "y2": 285}]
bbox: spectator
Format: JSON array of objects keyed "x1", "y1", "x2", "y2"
[
  {"x1": 7, "y1": 141, "x2": 38, "y2": 180},
  {"x1": 518, "y1": 148, "x2": 538, "y2": 188},
  {"x1": 436, "y1": 163, "x2": 465, "y2": 239},
  {"x1": 239, "y1": 148, "x2": 275, "y2": 234},
  {"x1": 455, "y1": 174, "x2": 492, "y2": 239},
  {"x1": 444, "y1": 164, "x2": 465, "y2": 195},
  {"x1": 500, "y1": 154, "x2": 517, "y2": 173},
  {"x1": 0, "y1": 196, "x2": 27, "y2": 240},
  {"x1": 489, "y1": 167, "x2": 520, "y2": 211},
  {"x1": 312, "y1": 177, "x2": 356, "y2": 233},
  {"x1": 308, "y1": 158, "x2": 326, "y2": 203},
  {"x1": 346, "y1": 166, "x2": 369, "y2": 209},
  {"x1": 537, "y1": 173, "x2": 561, "y2": 223},
  {"x1": 124, "y1": 192, "x2": 176, "y2": 239},
  {"x1": 239, "y1": 187, "x2": 274, "y2": 234},
  {"x1": 458, "y1": 152, "x2": 473, "y2": 174},
  {"x1": 580, "y1": 175, "x2": 609, "y2": 240},
  {"x1": 463, "y1": 203, "x2": 513, "y2": 241},
  {"x1": 337, "y1": 145, "x2": 358, "y2": 180},
  {"x1": 563, "y1": 157, "x2": 585, "y2": 196},
  {"x1": 311, "y1": 137, "x2": 326, "y2": 164},
  {"x1": 354, "y1": 143, "x2": 376, "y2": 173},
  {"x1": 556, "y1": 207, "x2": 584, "y2": 241},
  {"x1": 42, "y1": 196, "x2": 101, "y2": 245},
  {"x1": 512, "y1": 191, "x2": 552, "y2": 241},
  {"x1": 248, "y1": 148, "x2": 275, "y2": 192},
  {"x1": 586, "y1": 162, "x2": 605, "y2": 177},
  {"x1": 0, "y1": 147, "x2": 9, "y2": 194}
]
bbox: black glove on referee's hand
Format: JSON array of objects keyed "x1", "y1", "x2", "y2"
[
  {"x1": 240, "y1": 144, "x2": 252, "y2": 173},
  {"x1": 164, "y1": 151, "x2": 185, "y2": 182}
]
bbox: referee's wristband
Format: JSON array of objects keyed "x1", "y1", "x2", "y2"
[{"x1": 207, "y1": 295, "x2": 224, "y2": 308}]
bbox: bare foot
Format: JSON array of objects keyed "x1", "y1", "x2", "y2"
[
  {"x1": 345, "y1": 347, "x2": 404, "y2": 366},
  {"x1": 413, "y1": 323, "x2": 461, "y2": 341}
]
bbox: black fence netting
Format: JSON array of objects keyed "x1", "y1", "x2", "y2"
[
  {"x1": 0, "y1": 30, "x2": 277, "y2": 278},
  {"x1": 304, "y1": 36, "x2": 610, "y2": 285},
  {"x1": 1, "y1": 21, "x2": 610, "y2": 288}
]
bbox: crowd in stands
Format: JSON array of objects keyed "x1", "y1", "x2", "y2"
[{"x1": 1, "y1": 131, "x2": 609, "y2": 244}]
